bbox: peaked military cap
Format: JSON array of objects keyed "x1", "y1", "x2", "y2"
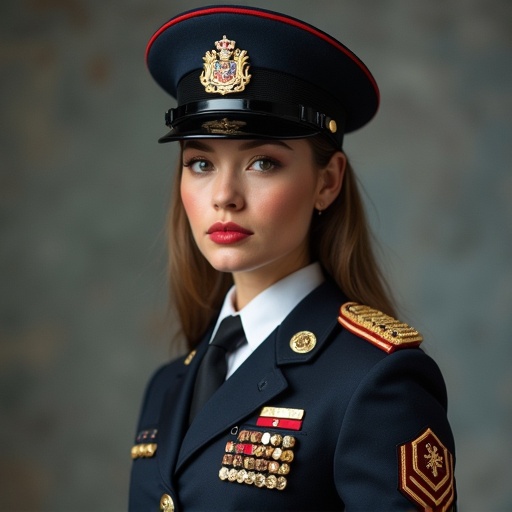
[{"x1": 146, "y1": 5, "x2": 379, "y2": 148}]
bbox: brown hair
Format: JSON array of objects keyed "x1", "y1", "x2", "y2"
[{"x1": 167, "y1": 136, "x2": 396, "y2": 348}]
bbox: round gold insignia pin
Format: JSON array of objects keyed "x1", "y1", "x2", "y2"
[{"x1": 290, "y1": 331, "x2": 317, "y2": 353}]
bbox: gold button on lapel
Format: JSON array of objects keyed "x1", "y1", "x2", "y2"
[
  {"x1": 160, "y1": 493, "x2": 175, "y2": 512},
  {"x1": 290, "y1": 331, "x2": 317, "y2": 353}
]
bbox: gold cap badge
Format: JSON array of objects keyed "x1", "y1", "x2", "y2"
[
  {"x1": 202, "y1": 118, "x2": 247, "y2": 134},
  {"x1": 290, "y1": 331, "x2": 317, "y2": 354},
  {"x1": 200, "y1": 35, "x2": 251, "y2": 95}
]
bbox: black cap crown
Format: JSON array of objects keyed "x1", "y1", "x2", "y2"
[{"x1": 146, "y1": 5, "x2": 379, "y2": 149}]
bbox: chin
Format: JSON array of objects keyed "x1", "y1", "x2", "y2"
[
  {"x1": 205, "y1": 254, "x2": 262, "y2": 274},
  {"x1": 209, "y1": 262, "x2": 253, "y2": 274},
  {"x1": 206, "y1": 257, "x2": 246, "y2": 273}
]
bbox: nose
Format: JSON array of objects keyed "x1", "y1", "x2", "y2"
[{"x1": 211, "y1": 169, "x2": 244, "y2": 211}]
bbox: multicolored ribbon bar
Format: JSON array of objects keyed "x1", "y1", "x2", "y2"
[{"x1": 256, "y1": 417, "x2": 303, "y2": 431}]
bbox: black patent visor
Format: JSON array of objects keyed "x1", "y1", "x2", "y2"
[{"x1": 159, "y1": 99, "x2": 344, "y2": 147}]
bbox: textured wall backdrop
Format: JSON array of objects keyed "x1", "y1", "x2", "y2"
[{"x1": 1, "y1": 0, "x2": 511, "y2": 510}]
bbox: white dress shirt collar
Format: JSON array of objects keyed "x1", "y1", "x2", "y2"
[{"x1": 211, "y1": 262, "x2": 325, "y2": 377}]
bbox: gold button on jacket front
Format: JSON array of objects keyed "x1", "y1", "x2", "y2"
[{"x1": 160, "y1": 493, "x2": 174, "y2": 512}]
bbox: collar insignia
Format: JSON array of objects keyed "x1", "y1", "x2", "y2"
[
  {"x1": 289, "y1": 331, "x2": 317, "y2": 354},
  {"x1": 183, "y1": 349, "x2": 197, "y2": 365},
  {"x1": 200, "y1": 35, "x2": 251, "y2": 95}
]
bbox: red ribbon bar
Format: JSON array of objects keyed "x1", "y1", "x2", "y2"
[
  {"x1": 243, "y1": 444, "x2": 254, "y2": 455},
  {"x1": 256, "y1": 417, "x2": 303, "y2": 431}
]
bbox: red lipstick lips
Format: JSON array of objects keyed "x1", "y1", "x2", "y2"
[{"x1": 207, "y1": 222, "x2": 253, "y2": 244}]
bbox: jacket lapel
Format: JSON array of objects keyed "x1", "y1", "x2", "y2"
[
  {"x1": 175, "y1": 329, "x2": 287, "y2": 473},
  {"x1": 275, "y1": 279, "x2": 346, "y2": 366},
  {"x1": 157, "y1": 336, "x2": 210, "y2": 485},
  {"x1": 174, "y1": 279, "x2": 346, "y2": 474}
]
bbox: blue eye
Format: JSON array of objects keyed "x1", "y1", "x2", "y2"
[{"x1": 184, "y1": 158, "x2": 213, "y2": 173}]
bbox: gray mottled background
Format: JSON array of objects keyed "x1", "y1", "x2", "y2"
[{"x1": 1, "y1": 0, "x2": 511, "y2": 510}]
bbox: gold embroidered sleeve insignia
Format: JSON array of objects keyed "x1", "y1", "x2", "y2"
[
  {"x1": 338, "y1": 302, "x2": 423, "y2": 353},
  {"x1": 398, "y1": 427, "x2": 455, "y2": 511}
]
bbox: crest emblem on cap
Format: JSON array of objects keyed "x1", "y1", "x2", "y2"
[{"x1": 200, "y1": 35, "x2": 251, "y2": 95}]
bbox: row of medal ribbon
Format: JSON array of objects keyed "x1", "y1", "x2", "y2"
[
  {"x1": 219, "y1": 430, "x2": 297, "y2": 491},
  {"x1": 219, "y1": 467, "x2": 288, "y2": 490}
]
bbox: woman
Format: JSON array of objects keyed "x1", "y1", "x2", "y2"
[{"x1": 130, "y1": 6, "x2": 456, "y2": 512}]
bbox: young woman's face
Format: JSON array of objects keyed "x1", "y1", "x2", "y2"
[{"x1": 180, "y1": 138, "x2": 325, "y2": 288}]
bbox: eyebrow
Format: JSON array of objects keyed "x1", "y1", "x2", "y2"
[
  {"x1": 182, "y1": 139, "x2": 293, "y2": 152},
  {"x1": 182, "y1": 140, "x2": 213, "y2": 152},
  {"x1": 239, "y1": 140, "x2": 293, "y2": 151}
]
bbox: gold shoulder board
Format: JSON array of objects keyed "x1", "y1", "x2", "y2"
[{"x1": 338, "y1": 302, "x2": 422, "y2": 353}]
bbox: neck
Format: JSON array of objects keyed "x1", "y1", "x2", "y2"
[{"x1": 231, "y1": 252, "x2": 311, "y2": 310}]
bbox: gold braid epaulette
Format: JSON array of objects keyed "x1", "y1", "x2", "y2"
[{"x1": 338, "y1": 302, "x2": 423, "y2": 353}]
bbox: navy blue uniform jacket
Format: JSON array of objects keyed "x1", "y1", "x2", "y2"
[{"x1": 129, "y1": 281, "x2": 456, "y2": 511}]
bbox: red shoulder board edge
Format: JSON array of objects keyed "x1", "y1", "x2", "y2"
[
  {"x1": 338, "y1": 302, "x2": 423, "y2": 353},
  {"x1": 398, "y1": 427, "x2": 455, "y2": 511}
]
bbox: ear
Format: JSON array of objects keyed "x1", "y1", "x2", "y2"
[{"x1": 315, "y1": 151, "x2": 346, "y2": 212}]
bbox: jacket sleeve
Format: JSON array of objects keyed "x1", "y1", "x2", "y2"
[
  {"x1": 133, "y1": 363, "x2": 171, "y2": 433},
  {"x1": 334, "y1": 348, "x2": 456, "y2": 511}
]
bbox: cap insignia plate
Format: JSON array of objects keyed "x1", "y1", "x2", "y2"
[
  {"x1": 202, "y1": 118, "x2": 247, "y2": 134},
  {"x1": 200, "y1": 35, "x2": 251, "y2": 95}
]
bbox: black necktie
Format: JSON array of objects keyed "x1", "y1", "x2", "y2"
[{"x1": 189, "y1": 315, "x2": 246, "y2": 423}]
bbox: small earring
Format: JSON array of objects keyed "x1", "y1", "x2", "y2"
[{"x1": 317, "y1": 209, "x2": 323, "y2": 216}]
